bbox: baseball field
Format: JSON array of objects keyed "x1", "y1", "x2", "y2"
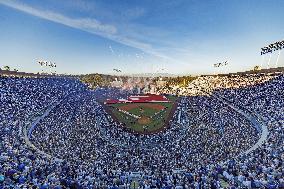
[{"x1": 105, "y1": 95, "x2": 178, "y2": 134}]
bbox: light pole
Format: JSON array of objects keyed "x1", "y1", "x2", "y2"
[{"x1": 261, "y1": 39, "x2": 284, "y2": 69}]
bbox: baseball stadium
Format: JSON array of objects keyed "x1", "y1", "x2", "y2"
[{"x1": 0, "y1": 1, "x2": 284, "y2": 188}]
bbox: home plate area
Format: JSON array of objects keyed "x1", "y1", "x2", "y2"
[{"x1": 138, "y1": 116, "x2": 151, "y2": 125}]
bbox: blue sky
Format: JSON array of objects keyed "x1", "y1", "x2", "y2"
[{"x1": 0, "y1": 0, "x2": 284, "y2": 75}]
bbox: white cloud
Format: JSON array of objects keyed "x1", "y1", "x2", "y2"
[
  {"x1": 0, "y1": 0, "x2": 189, "y2": 67},
  {"x1": 0, "y1": 0, "x2": 117, "y2": 34}
]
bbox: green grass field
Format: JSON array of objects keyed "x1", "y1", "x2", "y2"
[
  {"x1": 107, "y1": 95, "x2": 178, "y2": 133},
  {"x1": 111, "y1": 103, "x2": 160, "y2": 116},
  {"x1": 128, "y1": 106, "x2": 159, "y2": 117}
]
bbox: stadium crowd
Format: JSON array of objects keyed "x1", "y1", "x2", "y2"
[{"x1": 0, "y1": 72, "x2": 283, "y2": 188}]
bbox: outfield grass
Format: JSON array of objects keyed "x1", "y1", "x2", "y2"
[
  {"x1": 166, "y1": 95, "x2": 178, "y2": 102},
  {"x1": 128, "y1": 106, "x2": 159, "y2": 117},
  {"x1": 110, "y1": 105, "x2": 168, "y2": 132}
]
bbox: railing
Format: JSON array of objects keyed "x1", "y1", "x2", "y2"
[
  {"x1": 23, "y1": 95, "x2": 72, "y2": 162},
  {"x1": 211, "y1": 93, "x2": 269, "y2": 156}
]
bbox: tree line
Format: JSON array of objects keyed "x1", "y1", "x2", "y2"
[{"x1": 1, "y1": 66, "x2": 18, "y2": 72}]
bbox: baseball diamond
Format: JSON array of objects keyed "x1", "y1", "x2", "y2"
[{"x1": 105, "y1": 95, "x2": 178, "y2": 133}]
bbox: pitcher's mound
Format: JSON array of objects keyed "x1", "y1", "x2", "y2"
[{"x1": 138, "y1": 116, "x2": 151, "y2": 125}]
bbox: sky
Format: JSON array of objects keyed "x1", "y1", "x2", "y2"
[{"x1": 0, "y1": 0, "x2": 284, "y2": 75}]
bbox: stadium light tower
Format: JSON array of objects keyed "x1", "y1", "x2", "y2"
[
  {"x1": 260, "y1": 39, "x2": 284, "y2": 68},
  {"x1": 275, "y1": 50, "x2": 281, "y2": 67},
  {"x1": 213, "y1": 61, "x2": 228, "y2": 75},
  {"x1": 37, "y1": 60, "x2": 57, "y2": 74}
]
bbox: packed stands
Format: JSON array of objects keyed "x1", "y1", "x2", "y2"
[{"x1": 0, "y1": 71, "x2": 283, "y2": 188}]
